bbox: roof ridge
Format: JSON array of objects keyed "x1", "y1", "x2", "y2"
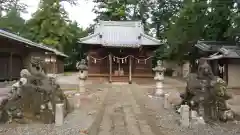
[{"x1": 98, "y1": 20, "x2": 142, "y2": 27}]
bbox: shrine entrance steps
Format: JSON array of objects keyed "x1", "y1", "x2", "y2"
[{"x1": 112, "y1": 76, "x2": 129, "y2": 83}]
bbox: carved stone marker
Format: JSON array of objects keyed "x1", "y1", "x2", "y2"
[
  {"x1": 180, "y1": 105, "x2": 190, "y2": 127},
  {"x1": 164, "y1": 93, "x2": 170, "y2": 109},
  {"x1": 55, "y1": 103, "x2": 64, "y2": 126},
  {"x1": 152, "y1": 60, "x2": 166, "y2": 96}
]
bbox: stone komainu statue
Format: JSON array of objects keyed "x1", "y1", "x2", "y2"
[
  {"x1": 181, "y1": 59, "x2": 233, "y2": 122},
  {"x1": 0, "y1": 57, "x2": 71, "y2": 124}
]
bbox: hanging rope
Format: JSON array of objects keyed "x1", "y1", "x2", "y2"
[
  {"x1": 112, "y1": 55, "x2": 129, "y2": 64},
  {"x1": 89, "y1": 55, "x2": 108, "y2": 64},
  {"x1": 134, "y1": 56, "x2": 153, "y2": 64},
  {"x1": 89, "y1": 55, "x2": 153, "y2": 64}
]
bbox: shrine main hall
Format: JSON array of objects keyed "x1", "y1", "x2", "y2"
[{"x1": 79, "y1": 21, "x2": 162, "y2": 83}]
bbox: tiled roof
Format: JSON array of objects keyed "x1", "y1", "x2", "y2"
[
  {"x1": 195, "y1": 40, "x2": 240, "y2": 59},
  {"x1": 0, "y1": 29, "x2": 68, "y2": 57},
  {"x1": 79, "y1": 20, "x2": 162, "y2": 47},
  {"x1": 219, "y1": 46, "x2": 240, "y2": 58}
]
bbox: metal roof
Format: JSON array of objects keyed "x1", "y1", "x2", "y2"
[
  {"x1": 79, "y1": 20, "x2": 162, "y2": 47},
  {"x1": 0, "y1": 29, "x2": 68, "y2": 57}
]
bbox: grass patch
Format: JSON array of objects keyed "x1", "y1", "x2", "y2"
[{"x1": 63, "y1": 72, "x2": 74, "y2": 76}]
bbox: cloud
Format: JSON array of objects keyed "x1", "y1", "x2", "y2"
[{"x1": 20, "y1": 0, "x2": 96, "y2": 29}]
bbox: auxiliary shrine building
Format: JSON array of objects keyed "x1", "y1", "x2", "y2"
[{"x1": 79, "y1": 21, "x2": 162, "y2": 83}]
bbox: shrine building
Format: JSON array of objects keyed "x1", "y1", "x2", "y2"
[{"x1": 79, "y1": 21, "x2": 162, "y2": 83}]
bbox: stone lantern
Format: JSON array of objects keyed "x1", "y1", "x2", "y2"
[
  {"x1": 152, "y1": 60, "x2": 166, "y2": 96},
  {"x1": 74, "y1": 59, "x2": 88, "y2": 109},
  {"x1": 76, "y1": 59, "x2": 88, "y2": 93}
]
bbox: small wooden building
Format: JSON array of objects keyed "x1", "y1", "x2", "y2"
[
  {"x1": 79, "y1": 21, "x2": 162, "y2": 83},
  {"x1": 194, "y1": 40, "x2": 240, "y2": 88},
  {"x1": 0, "y1": 29, "x2": 68, "y2": 81}
]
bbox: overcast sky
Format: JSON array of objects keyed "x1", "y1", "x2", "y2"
[{"x1": 20, "y1": 0, "x2": 97, "y2": 29}]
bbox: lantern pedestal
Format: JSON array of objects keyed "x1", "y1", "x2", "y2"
[{"x1": 155, "y1": 81, "x2": 164, "y2": 96}]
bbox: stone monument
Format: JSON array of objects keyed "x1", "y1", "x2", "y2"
[
  {"x1": 180, "y1": 59, "x2": 233, "y2": 123},
  {"x1": 0, "y1": 57, "x2": 70, "y2": 124},
  {"x1": 152, "y1": 60, "x2": 166, "y2": 96},
  {"x1": 180, "y1": 104, "x2": 190, "y2": 127}
]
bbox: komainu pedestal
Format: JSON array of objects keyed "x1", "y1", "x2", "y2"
[{"x1": 0, "y1": 57, "x2": 70, "y2": 124}]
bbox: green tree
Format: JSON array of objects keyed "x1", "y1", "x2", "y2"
[
  {"x1": 163, "y1": 0, "x2": 235, "y2": 63},
  {"x1": 225, "y1": 1, "x2": 240, "y2": 42},
  {"x1": 64, "y1": 21, "x2": 89, "y2": 71},
  {"x1": 165, "y1": 0, "x2": 209, "y2": 62},
  {"x1": 93, "y1": 0, "x2": 129, "y2": 21},
  {"x1": 93, "y1": 0, "x2": 151, "y2": 31},
  {"x1": 0, "y1": 0, "x2": 27, "y2": 16},
  {"x1": 0, "y1": 7, "x2": 25, "y2": 34},
  {"x1": 203, "y1": 0, "x2": 233, "y2": 40},
  {"x1": 150, "y1": 0, "x2": 182, "y2": 39},
  {"x1": 24, "y1": 0, "x2": 73, "y2": 51}
]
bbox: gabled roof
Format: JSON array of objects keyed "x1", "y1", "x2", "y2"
[
  {"x1": 195, "y1": 40, "x2": 240, "y2": 59},
  {"x1": 0, "y1": 29, "x2": 68, "y2": 58},
  {"x1": 79, "y1": 20, "x2": 162, "y2": 48}
]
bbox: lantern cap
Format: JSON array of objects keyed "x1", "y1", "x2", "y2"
[
  {"x1": 76, "y1": 59, "x2": 88, "y2": 70},
  {"x1": 153, "y1": 60, "x2": 166, "y2": 72}
]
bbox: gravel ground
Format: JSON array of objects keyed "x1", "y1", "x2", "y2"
[
  {"x1": 1, "y1": 73, "x2": 240, "y2": 135},
  {"x1": 0, "y1": 84, "x2": 109, "y2": 135},
  {"x1": 131, "y1": 84, "x2": 240, "y2": 135},
  {"x1": 97, "y1": 84, "x2": 155, "y2": 135}
]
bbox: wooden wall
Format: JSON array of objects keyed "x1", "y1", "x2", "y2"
[
  {"x1": 0, "y1": 36, "x2": 65, "y2": 80},
  {"x1": 88, "y1": 46, "x2": 109, "y2": 74},
  {"x1": 87, "y1": 45, "x2": 154, "y2": 76},
  {"x1": 0, "y1": 37, "x2": 25, "y2": 80},
  {"x1": 57, "y1": 57, "x2": 65, "y2": 73}
]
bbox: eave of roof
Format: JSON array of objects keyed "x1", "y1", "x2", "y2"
[
  {"x1": 140, "y1": 33, "x2": 162, "y2": 45},
  {"x1": 195, "y1": 40, "x2": 240, "y2": 59},
  {"x1": 0, "y1": 29, "x2": 68, "y2": 58}
]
